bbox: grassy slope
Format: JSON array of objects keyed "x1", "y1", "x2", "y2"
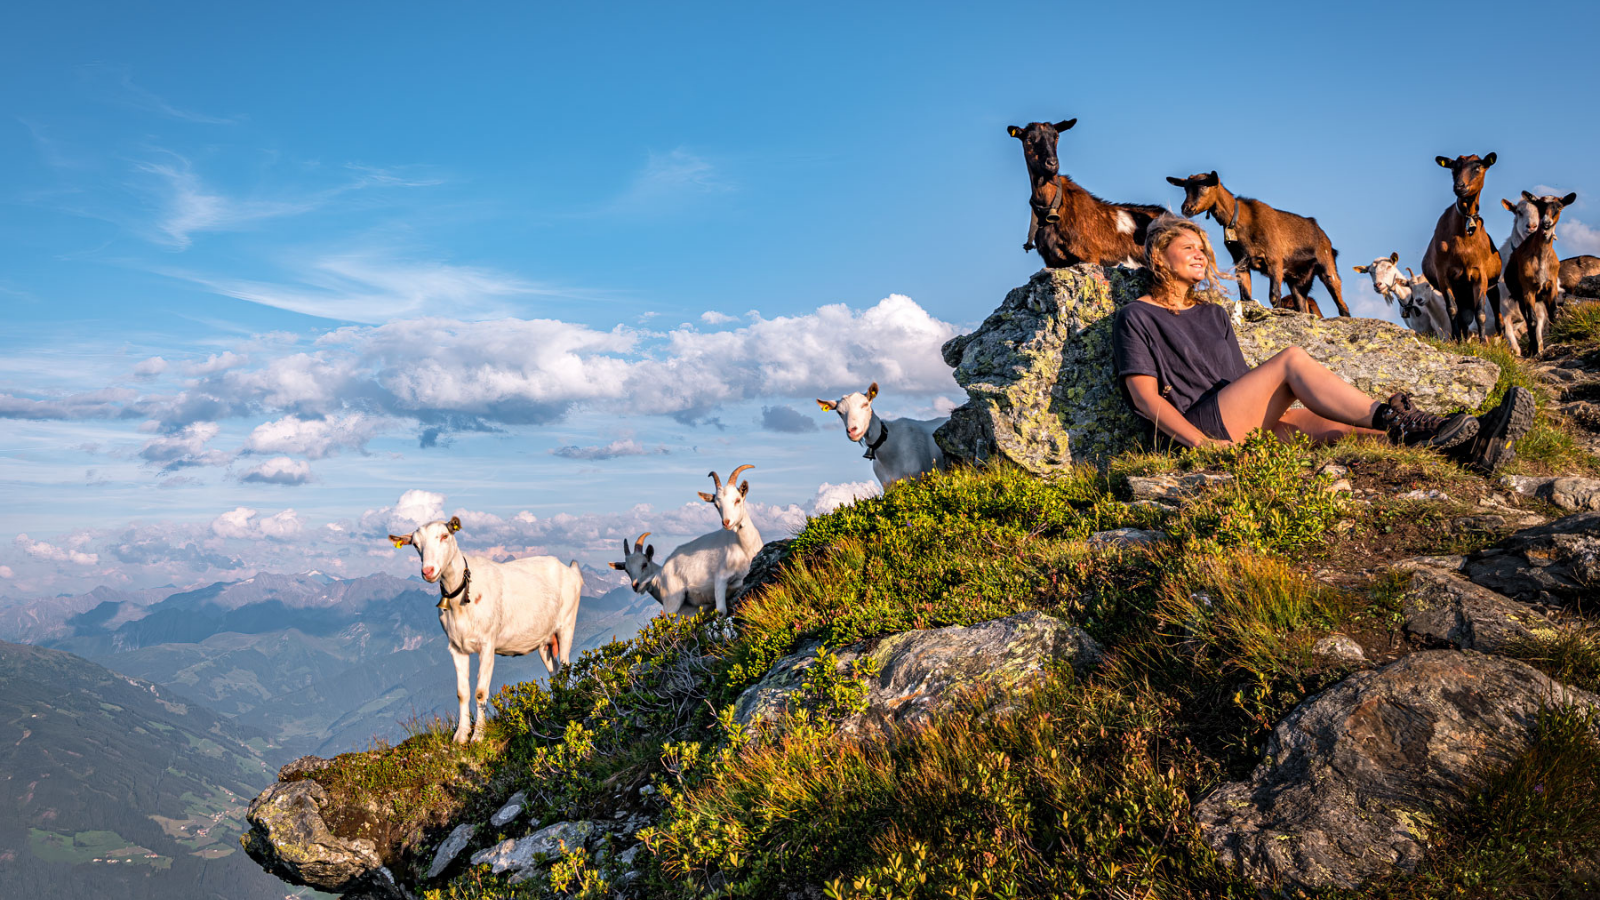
[{"x1": 297, "y1": 335, "x2": 1600, "y2": 900}]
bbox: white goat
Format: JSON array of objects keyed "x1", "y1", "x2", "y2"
[
  {"x1": 1353, "y1": 253, "x2": 1450, "y2": 337},
  {"x1": 817, "y1": 382, "x2": 947, "y2": 488},
  {"x1": 1493, "y1": 195, "x2": 1547, "y2": 354},
  {"x1": 611, "y1": 467, "x2": 763, "y2": 617},
  {"x1": 388, "y1": 516, "x2": 582, "y2": 743}
]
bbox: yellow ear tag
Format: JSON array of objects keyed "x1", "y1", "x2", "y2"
[{"x1": 393, "y1": 540, "x2": 403, "y2": 548}]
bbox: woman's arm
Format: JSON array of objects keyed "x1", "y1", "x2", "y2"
[{"x1": 1123, "y1": 375, "x2": 1232, "y2": 449}]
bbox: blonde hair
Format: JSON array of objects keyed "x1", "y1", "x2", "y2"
[{"x1": 1144, "y1": 213, "x2": 1231, "y2": 305}]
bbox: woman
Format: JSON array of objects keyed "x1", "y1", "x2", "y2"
[{"x1": 1111, "y1": 214, "x2": 1533, "y2": 474}]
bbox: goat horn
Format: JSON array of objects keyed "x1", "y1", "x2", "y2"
[
  {"x1": 730, "y1": 464, "x2": 755, "y2": 484},
  {"x1": 634, "y1": 531, "x2": 651, "y2": 551},
  {"x1": 708, "y1": 470, "x2": 722, "y2": 492}
]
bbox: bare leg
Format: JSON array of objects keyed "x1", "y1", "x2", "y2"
[
  {"x1": 449, "y1": 646, "x2": 472, "y2": 744},
  {"x1": 1216, "y1": 347, "x2": 1382, "y2": 443}
]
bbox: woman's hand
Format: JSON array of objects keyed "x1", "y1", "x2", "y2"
[{"x1": 1201, "y1": 438, "x2": 1236, "y2": 450}]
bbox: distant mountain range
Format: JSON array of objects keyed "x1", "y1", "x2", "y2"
[{"x1": 0, "y1": 567, "x2": 659, "y2": 899}]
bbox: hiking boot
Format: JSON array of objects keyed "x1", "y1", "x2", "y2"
[
  {"x1": 1374, "y1": 392, "x2": 1478, "y2": 450},
  {"x1": 1456, "y1": 386, "x2": 1536, "y2": 475}
]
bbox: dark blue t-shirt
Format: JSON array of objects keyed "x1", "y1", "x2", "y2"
[{"x1": 1111, "y1": 300, "x2": 1248, "y2": 417}]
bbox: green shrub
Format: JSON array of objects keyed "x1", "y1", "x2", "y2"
[{"x1": 1170, "y1": 432, "x2": 1345, "y2": 554}]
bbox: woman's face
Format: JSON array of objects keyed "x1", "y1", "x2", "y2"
[{"x1": 1162, "y1": 231, "x2": 1209, "y2": 285}]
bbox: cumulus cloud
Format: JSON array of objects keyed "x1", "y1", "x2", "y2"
[
  {"x1": 760, "y1": 404, "x2": 820, "y2": 433},
  {"x1": 259, "y1": 509, "x2": 303, "y2": 539},
  {"x1": 181, "y1": 351, "x2": 247, "y2": 376},
  {"x1": 139, "y1": 421, "x2": 231, "y2": 471},
  {"x1": 15, "y1": 534, "x2": 98, "y2": 566},
  {"x1": 701, "y1": 311, "x2": 736, "y2": 325},
  {"x1": 239, "y1": 456, "x2": 313, "y2": 485},
  {"x1": 211, "y1": 507, "x2": 258, "y2": 539},
  {"x1": 810, "y1": 481, "x2": 881, "y2": 515},
  {"x1": 0, "y1": 565, "x2": 12, "y2": 578},
  {"x1": 1558, "y1": 218, "x2": 1600, "y2": 256},
  {"x1": 208, "y1": 507, "x2": 303, "y2": 541},
  {"x1": 360, "y1": 489, "x2": 448, "y2": 536},
  {"x1": 551, "y1": 439, "x2": 670, "y2": 461},
  {"x1": 243, "y1": 413, "x2": 384, "y2": 458},
  {"x1": 133, "y1": 356, "x2": 169, "y2": 379}
]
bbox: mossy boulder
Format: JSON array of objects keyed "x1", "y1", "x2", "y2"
[{"x1": 936, "y1": 264, "x2": 1502, "y2": 473}]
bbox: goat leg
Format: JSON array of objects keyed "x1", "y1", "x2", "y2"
[
  {"x1": 449, "y1": 646, "x2": 472, "y2": 744},
  {"x1": 472, "y1": 648, "x2": 496, "y2": 742}
]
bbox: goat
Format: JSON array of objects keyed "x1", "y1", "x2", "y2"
[
  {"x1": 1008, "y1": 118, "x2": 1163, "y2": 268},
  {"x1": 388, "y1": 516, "x2": 582, "y2": 743},
  {"x1": 1422, "y1": 153, "x2": 1504, "y2": 342},
  {"x1": 817, "y1": 381, "x2": 946, "y2": 488},
  {"x1": 1506, "y1": 191, "x2": 1578, "y2": 357},
  {"x1": 1352, "y1": 253, "x2": 1450, "y2": 337},
  {"x1": 1560, "y1": 255, "x2": 1600, "y2": 296},
  {"x1": 613, "y1": 468, "x2": 764, "y2": 618},
  {"x1": 1167, "y1": 172, "x2": 1348, "y2": 317},
  {"x1": 1006, "y1": 118, "x2": 1074, "y2": 253},
  {"x1": 1490, "y1": 194, "x2": 1551, "y2": 352}
]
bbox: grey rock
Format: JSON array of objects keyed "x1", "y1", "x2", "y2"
[
  {"x1": 469, "y1": 820, "x2": 597, "y2": 878},
  {"x1": 490, "y1": 791, "x2": 526, "y2": 828},
  {"x1": 1195, "y1": 651, "x2": 1600, "y2": 892},
  {"x1": 241, "y1": 778, "x2": 401, "y2": 898},
  {"x1": 935, "y1": 265, "x2": 1500, "y2": 473},
  {"x1": 1311, "y1": 634, "x2": 1365, "y2": 664},
  {"x1": 1087, "y1": 527, "x2": 1167, "y2": 548},
  {"x1": 277, "y1": 754, "x2": 336, "y2": 781},
  {"x1": 1400, "y1": 567, "x2": 1557, "y2": 652},
  {"x1": 1126, "y1": 472, "x2": 1234, "y2": 502},
  {"x1": 1501, "y1": 474, "x2": 1600, "y2": 512},
  {"x1": 1463, "y1": 511, "x2": 1600, "y2": 606},
  {"x1": 426, "y1": 824, "x2": 475, "y2": 880},
  {"x1": 1397, "y1": 489, "x2": 1451, "y2": 502},
  {"x1": 1396, "y1": 555, "x2": 1466, "y2": 574},
  {"x1": 729, "y1": 538, "x2": 792, "y2": 614},
  {"x1": 733, "y1": 611, "x2": 1102, "y2": 735}
]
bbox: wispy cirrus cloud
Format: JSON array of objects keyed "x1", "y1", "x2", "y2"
[
  {"x1": 605, "y1": 147, "x2": 734, "y2": 215},
  {"x1": 550, "y1": 438, "x2": 670, "y2": 461},
  {"x1": 86, "y1": 65, "x2": 242, "y2": 125}
]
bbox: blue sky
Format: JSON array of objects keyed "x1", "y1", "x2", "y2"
[{"x1": 5, "y1": 0, "x2": 1598, "y2": 595}]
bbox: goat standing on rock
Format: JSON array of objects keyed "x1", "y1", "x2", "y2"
[
  {"x1": 1506, "y1": 190, "x2": 1578, "y2": 357},
  {"x1": 818, "y1": 382, "x2": 946, "y2": 487},
  {"x1": 612, "y1": 467, "x2": 764, "y2": 618},
  {"x1": 1166, "y1": 171, "x2": 1349, "y2": 317},
  {"x1": 1422, "y1": 153, "x2": 1504, "y2": 343},
  {"x1": 1008, "y1": 119, "x2": 1164, "y2": 269},
  {"x1": 1353, "y1": 253, "x2": 1450, "y2": 337},
  {"x1": 388, "y1": 516, "x2": 582, "y2": 743}
]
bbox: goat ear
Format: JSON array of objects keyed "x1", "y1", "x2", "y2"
[
  {"x1": 622, "y1": 538, "x2": 632, "y2": 555},
  {"x1": 1562, "y1": 192, "x2": 1578, "y2": 207},
  {"x1": 1054, "y1": 118, "x2": 1076, "y2": 131},
  {"x1": 388, "y1": 534, "x2": 412, "y2": 547},
  {"x1": 698, "y1": 491, "x2": 715, "y2": 503},
  {"x1": 739, "y1": 481, "x2": 750, "y2": 497},
  {"x1": 1389, "y1": 251, "x2": 1400, "y2": 264},
  {"x1": 1006, "y1": 125, "x2": 1023, "y2": 138},
  {"x1": 1166, "y1": 176, "x2": 1186, "y2": 186},
  {"x1": 447, "y1": 516, "x2": 462, "y2": 533},
  {"x1": 816, "y1": 398, "x2": 836, "y2": 411},
  {"x1": 1483, "y1": 152, "x2": 1496, "y2": 166},
  {"x1": 645, "y1": 545, "x2": 655, "y2": 560},
  {"x1": 866, "y1": 382, "x2": 879, "y2": 401},
  {"x1": 1436, "y1": 156, "x2": 1453, "y2": 168},
  {"x1": 1202, "y1": 171, "x2": 1219, "y2": 185},
  {"x1": 1502, "y1": 198, "x2": 1515, "y2": 211},
  {"x1": 609, "y1": 561, "x2": 625, "y2": 570},
  {"x1": 1522, "y1": 190, "x2": 1536, "y2": 202},
  {"x1": 1352, "y1": 265, "x2": 1367, "y2": 273}
]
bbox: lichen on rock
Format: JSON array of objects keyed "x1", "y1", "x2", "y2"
[{"x1": 936, "y1": 264, "x2": 1502, "y2": 473}]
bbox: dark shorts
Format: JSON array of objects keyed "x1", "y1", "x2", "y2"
[{"x1": 1181, "y1": 384, "x2": 1233, "y2": 442}]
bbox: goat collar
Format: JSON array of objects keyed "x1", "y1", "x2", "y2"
[
  {"x1": 437, "y1": 561, "x2": 472, "y2": 610},
  {"x1": 861, "y1": 416, "x2": 890, "y2": 460},
  {"x1": 1032, "y1": 176, "x2": 1066, "y2": 220}
]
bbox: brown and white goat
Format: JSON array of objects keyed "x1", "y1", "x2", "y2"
[
  {"x1": 1008, "y1": 119, "x2": 1163, "y2": 268},
  {"x1": 1422, "y1": 153, "x2": 1503, "y2": 342},
  {"x1": 1560, "y1": 255, "x2": 1600, "y2": 296},
  {"x1": 1506, "y1": 190, "x2": 1577, "y2": 356},
  {"x1": 1166, "y1": 172, "x2": 1348, "y2": 317}
]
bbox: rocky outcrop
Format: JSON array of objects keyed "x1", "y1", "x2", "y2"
[
  {"x1": 1398, "y1": 564, "x2": 1557, "y2": 652},
  {"x1": 1462, "y1": 511, "x2": 1600, "y2": 607},
  {"x1": 935, "y1": 265, "x2": 1501, "y2": 473},
  {"x1": 1195, "y1": 651, "x2": 1600, "y2": 892},
  {"x1": 730, "y1": 538, "x2": 792, "y2": 614},
  {"x1": 732, "y1": 611, "x2": 1102, "y2": 735},
  {"x1": 242, "y1": 778, "x2": 405, "y2": 899},
  {"x1": 1501, "y1": 474, "x2": 1600, "y2": 512}
]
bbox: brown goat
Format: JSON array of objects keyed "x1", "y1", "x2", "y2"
[
  {"x1": 1506, "y1": 190, "x2": 1577, "y2": 356},
  {"x1": 1165, "y1": 172, "x2": 1347, "y2": 317},
  {"x1": 1008, "y1": 119, "x2": 1163, "y2": 268},
  {"x1": 1421, "y1": 153, "x2": 1503, "y2": 342},
  {"x1": 1560, "y1": 255, "x2": 1600, "y2": 295}
]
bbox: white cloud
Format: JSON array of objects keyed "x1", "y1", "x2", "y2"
[
  {"x1": 208, "y1": 507, "x2": 303, "y2": 540},
  {"x1": 139, "y1": 158, "x2": 320, "y2": 249},
  {"x1": 182, "y1": 351, "x2": 247, "y2": 376},
  {"x1": 1558, "y1": 217, "x2": 1600, "y2": 256},
  {"x1": 551, "y1": 439, "x2": 669, "y2": 461},
  {"x1": 810, "y1": 480, "x2": 881, "y2": 515},
  {"x1": 760, "y1": 404, "x2": 820, "y2": 433},
  {"x1": 0, "y1": 565, "x2": 12, "y2": 578},
  {"x1": 260, "y1": 509, "x2": 303, "y2": 539},
  {"x1": 238, "y1": 456, "x2": 313, "y2": 485},
  {"x1": 211, "y1": 507, "x2": 259, "y2": 539},
  {"x1": 243, "y1": 413, "x2": 384, "y2": 459},
  {"x1": 15, "y1": 534, "x2": 98, "y2": 566},
  {"x1": 362, "y1": 489, "x2": 448, "y2": 536},
  {"x1": 139, "y1": 421, "x2": 231, "y2": 471},
  {"x1": 133, "y1": 356, "x2": 168, "y2": 379},
  {"x1": 608, "y1": 148, "x2": 732, "y2": 214},
  {"x1": 701, "y1": 311, "x2": 736, "y2": 325}
]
